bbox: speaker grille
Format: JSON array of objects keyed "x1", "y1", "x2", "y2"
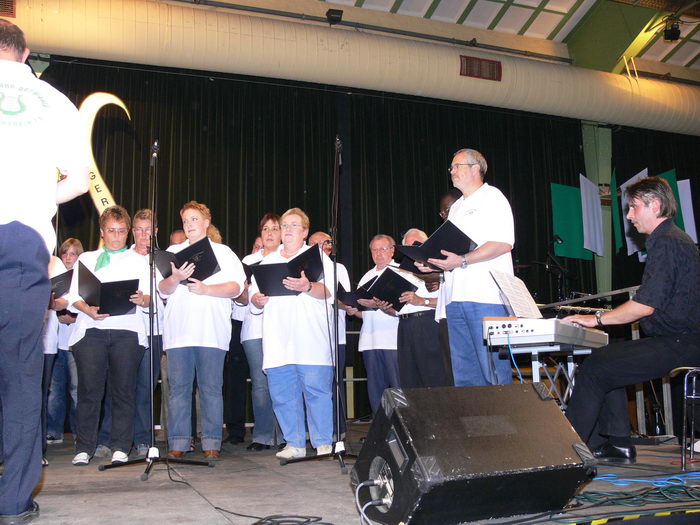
[
  {"x1": 0, "y1": 0, "x2": 16, "y2": 17},
  {"x1": 460, "y1": 55, "x2": 502, "y2": 82}
]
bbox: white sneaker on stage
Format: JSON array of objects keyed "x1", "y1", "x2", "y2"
[
  {"x1": 72, "y1": 452, "x2": 90, "y2": 466},
  {"x1": 275, "y1": 445, "x2": 307, "y2": 460},
  {"x1": 316, "y1": 444, "x2": 333, "y2": 455}
]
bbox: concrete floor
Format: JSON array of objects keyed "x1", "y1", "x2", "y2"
[{"x1": 30, "y1": 429, "x2": 700, "y2": 525}]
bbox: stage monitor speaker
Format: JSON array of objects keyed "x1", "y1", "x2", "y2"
[{"x1": 350, "y1": 383, "x2": 595, "y2": 524}]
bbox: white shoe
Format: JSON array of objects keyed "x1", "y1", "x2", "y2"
[
  {"x1": 94, "y1": 444, "x2": 111, "y2": 458},
  {"x1": 111, "y1": 451, "x2": 129, "y2": 464},
  {"x1": 275, "y1": 445, "x2": 307, "y2": 459},
  {"x1": 72, "y1": 452, "x2": 90, "y2": 466},
  {"x1": 316, "y1": 444, "x2": 333, "y2": 455}
]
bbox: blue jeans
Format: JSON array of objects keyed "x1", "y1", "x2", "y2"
[
  {"x1": 167, "y1": 347, "x2": 226, "y2": 451},
  {"x1": 46, "y1": 348, "x2": 78, "y2": 438},
  {"x1": 446, "y1": 301, "x2": 513, "y2": 386},
  {"x1": 362, "y1": 349, "x2": 400, "y2": 415},
  {"x1": 266, "y1": 364, "x2": 333, "y2": 449},
  {"x1": 133, "y1": 336, "x2": 162, "y2": 446},
  {"x1": 242, "y1": 339, "x2": 279, "y2": 445}
]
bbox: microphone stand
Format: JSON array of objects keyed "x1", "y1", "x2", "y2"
[
  {"x1": 281, "y1": 135, "x2": 354, "y2": 474},
  {"x1": 547, "y1": 238, "x2": 573, "y2": 302},
  {"x1": 99, "y1": 139, "x2": 212, "y2": 478}
]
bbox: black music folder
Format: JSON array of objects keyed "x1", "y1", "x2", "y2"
[
  {"x1": 398, "y1": 241, "x2": 424, "y2": 274},
  {"x1": 251, "y1": 247, "x2": 324, "y2": 297},
  {"x1": 78, "y1": 262, "x2": 139, "y2": 316},
  {"x1": 365, "y1": 269, "x2": 417, "y2": 312},
  {"x1": 338, "y1": 277, "x2": 377, "y2": 311},
  {"x1": 242, "y1": 262, "x2": 259, "y2": 283},
  {"x1": 51, "y1": 269, "x2": 73, "y2": 298},
  {"x1": 153, "y1": 237, "x2": 221, "y2": 284},
  {"x1": 396, "y1": 220, "x2": 477, "y2": 270}
]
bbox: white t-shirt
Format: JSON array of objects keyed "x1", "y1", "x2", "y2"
[
  {"x1": 249, "y1": 244, "x2": 336, "y2": 370},
  {"x1": 0, "y1": 60, "x2": 89, "y2": 253},
  {"x1": 443, "y1": 183, "x2": 515, "y2": 306},
  {"x1": 160, "y1": 239, "x2": 246, "y2": 351},
  {"x1": 66, "y1": 249, "x2": 151, "y2": 348},
  {"x1": 357, "y1": 264, "x2": 399, "y2": 352},
  {"x1": 239, "y1": 251, "x2": 265, "y2": 343},
  {"x1": 130, "y1": 246, "x2": 165, "y2": 337}
]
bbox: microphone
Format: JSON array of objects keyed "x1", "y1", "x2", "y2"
[
  {"x1": 150, "y1": 140, "x2": 159, "y2": 167},
  {"x1": 553, "y1": 234, "x2": 563, "y2": 244}
]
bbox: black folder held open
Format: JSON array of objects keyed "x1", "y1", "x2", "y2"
[
  {"x1": 251, "y1": 246, "x2": 324, "y2": 297},
  {"x1": 51, "y1": 269, "x2": 73, "y2": 298},
  {"x1": 396, "y1": 220, "x2": 477, "y2": 270},
  {"x1": 338, "y1": 276, "x2": 377, "y2": 311},
  {"x1": 78, "y1": 262, "x2": 139, "y2": 316},
  {"x1": 364, "y1": 269, "x2": 418, "y2": 312},
  {"x1": 153, "y1": 237, "x2": 221, "y2": 285}
]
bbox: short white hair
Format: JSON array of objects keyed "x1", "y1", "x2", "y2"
[{"x1": 402, "y1": 228, "x2": 428, "y2": 245}]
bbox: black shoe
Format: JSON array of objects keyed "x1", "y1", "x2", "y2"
[
  {"x1": 592, "y1": 442, "x2": 636, "y2": 463},
  {"x1": 0, "y1": 501, "x2": 40, "y2": 524},
  {"x1": 246, "y1": 442, "x2": 271, "y2": 451}
]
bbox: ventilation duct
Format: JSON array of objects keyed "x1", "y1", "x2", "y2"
[{"x1": 11, "y1": 0, "x2": 700, "y2": 136}]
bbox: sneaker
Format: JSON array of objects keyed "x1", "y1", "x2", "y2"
[
  {"x1": 316, "y1": 444, "x2": 333, "y2": 455},
  {"x1": 42, "y1": 457, "x2": 49, "y2": 467},
  {"x1": 111, "y1": 451, "x2": 129, "y2": 464},
  {"x1": 275, "y1": 445, "x2": 307, "y2": 460},
  {"x1": 46, "y1": 435, "x2": 64, "y2": 445},
  {"x1": 136, "y1": 444, "x2": 149, "y2": 457},
  {"x1": 72, "y1": 452, "x2": 90, "y2": 466},
  {"x1": 94, "y1": 444, "x2": 111, "y2": 458}
]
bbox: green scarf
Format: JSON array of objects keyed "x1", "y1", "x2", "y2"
[{"x1": 94, "y1": 246, "x2": 128, "y2": 271}]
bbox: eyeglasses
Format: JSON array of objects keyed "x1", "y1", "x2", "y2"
[
  {"x1": 438, "y1": 207, "x2": 451, "y2": 219},
  {"x1": 281, "y1": 223, "x2": 303, "y2": 230},
  {"x1": 370, "y1": 246, "x2": 394, "y2": 253},
  {"x1": 105, "y1": 228, "x2": 128, "y2": 235},
  {"x1": 133, "y1": 227, "x2": 152, "y2": 234},
  {"x1": 448, "y1": 162, "x2": 477, "y2": 173}
]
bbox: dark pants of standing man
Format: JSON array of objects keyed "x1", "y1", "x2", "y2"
[
  {"x1": 566, "y1": 334, "x2": 700, "y2": 449},
  {"x1": 0, "y1": 222, "x2": 49, "y2": 516},
  {"x1": 224, "y1": 320, "x2": 249, "y2": 442},
  {"x1": 397, "y1": 312, "x2": 451, "y2": 388}
]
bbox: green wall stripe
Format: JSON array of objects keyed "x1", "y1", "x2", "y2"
[
  {"x1": 488, "y1": 0, "x2": 517, "y2": 30},
  {"x1": 519, "y1": 0, "x2": 551, "y2": 35},
  {"x1": 457, "y1": 0, "x2": 481, "y2": 24}
]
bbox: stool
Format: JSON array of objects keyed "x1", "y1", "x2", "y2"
[{"x1": 670, "y1": 366, "x2": 700, "y2": 471}]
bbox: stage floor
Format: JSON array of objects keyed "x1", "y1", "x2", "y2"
[{"x1": 30, "y1": 426, "x2": 700, "y2": 524}]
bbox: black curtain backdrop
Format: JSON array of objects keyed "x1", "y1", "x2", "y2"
[
  {"x1": 611, "y1": 127, "x2": 700, "y2": 290},
  {"x1": 44, "y1": 56, "x2": 595, "y2": 304},
  {"x1": 42, "y1": 56, "x2": 604, "y2": 419}
]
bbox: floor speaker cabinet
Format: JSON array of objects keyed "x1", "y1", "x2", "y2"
[{"x1": 350, "y1": 383, "x2": 596, "y2": 524}]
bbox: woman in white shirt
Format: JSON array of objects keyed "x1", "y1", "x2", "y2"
[
  {"x1": 159, "y1": 201, "x2": 245, "y2": 460},
  {"x1": 238, "y1": 213, "x2": 282, "y2": 451},
  {"x1": 250, "y1": 208, "x2": 336, "y2": 460},
  {"x1": 67, "y1": 206, "x2": 150, "y2": 466}
]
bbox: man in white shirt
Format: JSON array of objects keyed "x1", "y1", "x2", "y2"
[
  {"x1": 347, "y1": 235, "x2": 401, "y2": 415},
  {"x1": 0, "y1": 20, "x2": 88, "y2": 522},
  {"x1": 425, "y1": 149, "x2": 514, "y2": 386}
]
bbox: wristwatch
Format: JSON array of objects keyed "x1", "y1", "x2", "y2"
[
  {"x1": 423, "y1": 298, "x2": 430, "y2": 306},
  {"x1": 460, "y1": 255, "x2": 468, "y2": 269},
  {"x1": 306, "y1": 282, "x2": 313, "y2": 293},
  {"x1": 595, "y1": 310, "x2": 604, "y2": 328}
]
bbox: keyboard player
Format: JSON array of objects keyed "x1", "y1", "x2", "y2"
[{"x1": 563, "y1": 177, "x2": 700, "y2": 464}]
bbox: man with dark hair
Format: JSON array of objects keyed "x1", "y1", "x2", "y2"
[
  {"x1": 564, "y1": 176, "x2": 700, "y2": 463},
  {"x1": 0, "y1": 19, "x2": 89, "y2": 522}
]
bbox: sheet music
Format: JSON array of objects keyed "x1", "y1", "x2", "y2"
[{"x1": 490, "y1": 270, "x2": 542, "y2": 319}]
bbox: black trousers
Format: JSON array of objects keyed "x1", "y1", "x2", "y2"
[
  {"x1": 397, "y1": 313, "x2": 451, "y2": 388},
  {"x1": 224, "y1": 320, "x2": 249, "y2": 440},
  {"x1": 0, "y1": 222, "x2": 48, "y2": 516},
  {"x1": 73, "y1": 328, "x2": 144, "y2": 454},
  {"x1": 438, "y1": 318, "x2": 454, "y2": 387},
  {"x1": 566, "y1": 334, "x2": 700, "y2": 448}
]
